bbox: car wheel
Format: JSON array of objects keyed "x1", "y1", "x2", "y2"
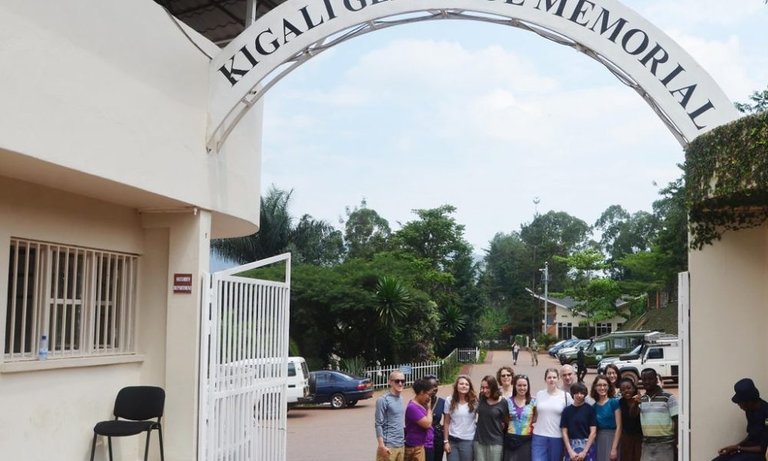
[
  {"x1": 330, "y1": 393, "x2": 346, "y2": 409},
  {"x1": 346, "y1": 400, "x2": 358, "y2": 407},
  {"x1": 621, "y1": 370, "x2": 639, "y2": 384}
]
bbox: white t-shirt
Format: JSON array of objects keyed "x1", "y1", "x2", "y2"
[
  {"x1": 532, "y1": 389, "x2": 573, "y2": 438},
  {"x1": 443, "y1": 395, "x2": 477, "y2": 441}
]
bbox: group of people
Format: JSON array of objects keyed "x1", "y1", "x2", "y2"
[
  {"x1": 375, "y1": 362, "x2": 768, "y2": 461},
  {"x1": 374, "y1": 364, "x2": 677, "y2": 461}
]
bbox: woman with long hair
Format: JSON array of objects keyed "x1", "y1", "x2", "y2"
[
  {"x1": 504, "y1": 374, "x2": 536, "y2": 461},
  {"x1": 532, "y1": 368, "x2": 572, "y2": 461},
  {"x1": 475, "y1": 375, "x2": 509, "y2": 461},
  {"x1": 497, "y1": 366, "x2": 515, "y2": 399},
  {"x1": 590, "y1": 375, "x2": 621, "y2": 461},
  {"x1": 444, "y1": 375, "x2": 478, "y2": 461},
  {"x1": 604, "y1": 364, "x2": 620, "y2": 391}
]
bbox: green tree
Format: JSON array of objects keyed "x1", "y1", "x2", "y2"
[
  {"x1": 342, "y1": 199, "x2": 391, "y2": 260},
  {"x1": 519, "y1": 211, "x2": 591, "y2": 292},
  {"x1": 735, "y1": 85, "x2": 768, "y2": 114},
  {"x1": 594, "y1": 205, "x2": 658, "y2": 279},
  {"x1": 212, "y1": 186, "x2": 342, "y2": 265}
]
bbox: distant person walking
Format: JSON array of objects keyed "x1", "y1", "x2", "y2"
[
  {"x1": 712, "y1": 378, "x2": 768, "y2": 461},
  {"x1": 576, "y1": 347, "x2": 587, "y2": 383},
  {"x1": 376, "y1": 370, "x2": 406, "y2": 461},
  {"x1": 632, "y1": 369, "x2": 678, "y2": 461},
  {"x1": 530, "y1": 340, "x2": 539, "y2": 367},
  {"x1": 444, "y1": 375, "x2": 478, "y2": 461},
  {"x1": 512, "y1": 342, "x2": 521, "y2": 366}
]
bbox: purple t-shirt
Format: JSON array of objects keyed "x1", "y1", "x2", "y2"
[{"x1": 405, "y1": 400, "x2": 430, "y2": 447}]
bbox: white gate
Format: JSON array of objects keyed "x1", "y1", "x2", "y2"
[{"x1": 198, "y1": 253, "x2": 291, "y2": 461}]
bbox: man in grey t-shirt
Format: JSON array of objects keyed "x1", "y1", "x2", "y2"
[{"x1": 375, "y1": 370, "x2": 406, "y2": 461}]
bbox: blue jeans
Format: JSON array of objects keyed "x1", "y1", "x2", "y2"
[
  {"x1": 447, "y1": 437, "x2": 474, "y2": 461},
  {"x1": 531, "y1": 434, "x2": 563, "y2": 461}
]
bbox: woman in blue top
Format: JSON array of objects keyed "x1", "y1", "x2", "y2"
[{"x1": 590, "y1": 375, "x2": 622, "y2": 461}]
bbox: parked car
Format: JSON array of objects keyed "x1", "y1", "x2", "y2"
[
  {"x1": 287, "y1": 356, "x2": 311, "y2": 408},
  {"x1": 612, "y1": 334, "x2": 680, "y2": 385},
  {"x1": 597, "y1": 344, "x2": 643, "y2": 374},
  {"x1": 309, "y1": 370, "x2": 374, "y2": 409},
  {"x1": 559, "y1": 330, "x2": 651, "y2": 368},
  {"x1": 548, "y1": 338, "x2": 580, "y2": 357},
  {"x1": 557, "y1": 339, "x2": 592, "y2": 365}
]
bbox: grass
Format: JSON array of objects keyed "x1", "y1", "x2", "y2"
[{"x1": 621, "y1": 304, "x2": 678, "y2": 335}]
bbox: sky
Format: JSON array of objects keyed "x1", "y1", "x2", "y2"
[{"x1": 256, "y1": 0, "x2": 768, "y2": 255}]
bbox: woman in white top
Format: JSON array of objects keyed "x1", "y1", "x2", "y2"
[
  {"x1": 532, "y1": 367, "x2": 573, "y2": 461},
  {"x1": 443, "y1": 375, "x2": 478, "y2": 461}
]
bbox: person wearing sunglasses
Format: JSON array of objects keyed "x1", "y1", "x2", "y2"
[
  {"x1": 497, "y1": 367, "x2": 515, "y2": 400},
  {"x1": 376, "y1": 371, "x2": 407, "y2": 461}
]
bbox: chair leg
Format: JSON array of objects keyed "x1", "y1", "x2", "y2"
[
  {"x1": 144, "y1": 430, "x2": 152, "y2": 461},
  {"x1": 90, "y1": 433, "x2": 98, "y2": 461},
  {"x1": 157, "y1": 427, "x2": 165, "y2": 461},
  {"x1": 107, "y1": 436, "x2": 113, "y2": 461}
]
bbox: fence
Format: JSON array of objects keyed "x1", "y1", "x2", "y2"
[{"x1": 361, "y1": 347, "x2": 479, "y2": 389}]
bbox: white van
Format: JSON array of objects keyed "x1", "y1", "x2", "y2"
[{"x1": 287, "y1": 356, "x2": 310, "y2": 407}]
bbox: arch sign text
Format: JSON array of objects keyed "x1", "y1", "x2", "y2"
[{"x1": 207, "y1": 0, "x2": 739, "y2": 152}]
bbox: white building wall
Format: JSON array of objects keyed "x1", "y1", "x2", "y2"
[
  {"x1": 0, "y1": 0, "x2": 261, "y2": 238},
  {"x1": 689, "y1": 224, "x2": 768, "y2": 460},
  {"x1": 0, "y1": 176, "x2": 168, "y2": 460}
]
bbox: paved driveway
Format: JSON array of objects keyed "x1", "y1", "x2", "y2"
[{"x1": 287, "y1": 349, "x2": 677, "y2": 460}]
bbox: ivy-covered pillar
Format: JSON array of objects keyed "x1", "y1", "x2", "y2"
[{"x1": 685, "y1": 112, "x2": 768, "y2": 459}]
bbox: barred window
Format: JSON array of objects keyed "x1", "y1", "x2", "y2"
[
  {"x1": 557, "y1": 322, "x2": 573, "y2": 339},
  {"x1": 5, "y1": 238, "x2": 138, "y2": 361},
  {"x1": 595, "y1": 322, "x2": 613, "y2": 336}
]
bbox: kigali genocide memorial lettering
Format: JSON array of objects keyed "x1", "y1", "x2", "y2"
[{"x1": 207, "y1": 0, "x2": 739, "y2": 152}]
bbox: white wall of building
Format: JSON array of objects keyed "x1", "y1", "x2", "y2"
[
  {"x1": 0, "y1": 0, "x2": 261, "y2": 239},
  {"x1": 0, "y1": 176, "x2": 168, "y2": 460},
  {"x1": 689, "y1": 224, "x2": 768, "y2": 459}
]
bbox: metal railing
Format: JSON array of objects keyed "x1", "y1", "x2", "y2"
[{"x1": 360, "y1": 347, "x2": 479, "y2": 389}]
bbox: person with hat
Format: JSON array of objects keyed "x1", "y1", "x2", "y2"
[{"x1": 712, "y1": 378, "x2": 768, "y2": 461}]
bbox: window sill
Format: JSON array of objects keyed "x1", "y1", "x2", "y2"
[{"x1": 0, "y1": 354, "x2": 145, "y2": 373}]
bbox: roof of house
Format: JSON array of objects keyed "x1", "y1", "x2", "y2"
[{"x1": 525, "y1": 288, "x2": 629, "y2": 313}]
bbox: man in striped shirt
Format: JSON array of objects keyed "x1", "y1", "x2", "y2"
[{"x1": 634, "y1": 368, "x2": 678, "y2": 461}]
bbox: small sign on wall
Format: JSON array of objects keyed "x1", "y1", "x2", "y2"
[{"x1": 173, "y1": 273, "x2": 193, "y2": 294}]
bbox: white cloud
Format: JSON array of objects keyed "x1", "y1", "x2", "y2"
[{"x1": 632, "y1": 0, "x2": 765, "y2": 29}]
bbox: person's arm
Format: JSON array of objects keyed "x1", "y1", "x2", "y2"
[
  {"x1": 443, "y1": 412, "x2": 452, "y2": 453},
  {"x1": 561, "y1": 427, "x2": 576, "y2": 461},
  {"x1": 413, "y1": 401, "x2": 433, "y2": 429},
  {"x1": 610, "y1": 406, "x2": 622, "y2": 461},
  {"x1": 628, "y1": 394, "x2": 640, "y2": 417},
  {"x1": 374, "y1": 398, "x2": 390, "y2": 457},
  {"x1": 583, "y1": 425, "x2": 597, "y2": 461}
]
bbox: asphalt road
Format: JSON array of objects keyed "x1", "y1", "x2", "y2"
[{"x1": 287, "y1": 349, "x2": 677, "y2": 461}]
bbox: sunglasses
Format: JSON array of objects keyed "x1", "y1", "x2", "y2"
[
  {"x1": 500, "y1": 374, "x2": 512, "y2": 378},
  {"x1": 392, "y1": 379, "x2": 406, "y2": 384}
]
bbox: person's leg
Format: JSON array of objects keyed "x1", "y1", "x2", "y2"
[
  {"x1": 532, "y1": 435, "x2": 548, "y2": 461},
  {"x1": 457, "y1": 439, "x2": 474, "y2": 461},
  {"x1": 547, "y1": 436, "x2": 564, "y2": 461}
]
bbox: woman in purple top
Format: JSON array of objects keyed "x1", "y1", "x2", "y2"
[{"x1": 405, "y1": 378, "x2": 434, "y2": 461}]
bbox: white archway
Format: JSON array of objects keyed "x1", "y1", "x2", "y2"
[{"x1": 207, "y1": 0, "x2": 739, "y2": 152}]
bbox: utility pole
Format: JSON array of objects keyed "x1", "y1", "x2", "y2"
[{"x1": 540, "y1": 262, "x2": 549, "y2": 335}]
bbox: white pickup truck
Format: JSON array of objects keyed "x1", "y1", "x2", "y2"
[{"x1": 612, "y1": 337, "x2": 679, "y2": 385}]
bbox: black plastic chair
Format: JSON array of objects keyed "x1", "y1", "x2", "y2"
[{"x1": 89, "y1": 386, "x2": 165, "y2": 461}]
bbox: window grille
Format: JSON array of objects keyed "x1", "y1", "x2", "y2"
[
  {"x1": 5, "y1": 238, "x2": 138, "y2": 361},
  {"x1": 557, "y1": 322, "x2": 573, "y2": 339},
  {"x1": 595, "y1": 323, "x2": 613, "y2": 336}
]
